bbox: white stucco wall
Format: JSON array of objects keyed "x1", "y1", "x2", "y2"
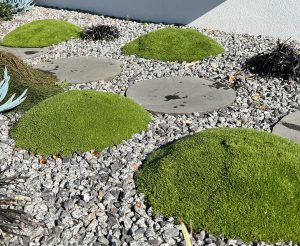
[
  {"x1": 189, "y1": 0, "x2": 300, "y2": 41},
  {"x1": 36, "y1": 0, "x2": 300, "y2": 41},
  {"x1": 35, "y1": 0, "x2": 225, "y2": 25}
]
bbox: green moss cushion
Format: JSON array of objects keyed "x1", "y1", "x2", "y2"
[
  {"x1": 135, "y1": 128, "x2": 300, "y2": 242},
  {"x1": 11, "y1": 90, "x2": 151, "y2": 156},
  {"x1": 0, "y1": 19, "x2": 81, "y2": 48},
  {"x1": 122, "y1": 27, "x2": 224, "y2": 62}
]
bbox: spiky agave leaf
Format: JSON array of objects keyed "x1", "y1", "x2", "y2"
[
  {"x1": 80, "y1": 24, "x2": 120, "y2": 41},
  {"x1": 0, "y1": 66, "x2": 27, "y2": 113},
  {"x1": 243, "y1": 39, "x2": 300, "y2": 81},
  {"x1": 0, "y1": 0, "x2": 34, "y2": 13},
  {"x1": 0, "y1": 89, "x2": 28, "y2": 112},
  {"x1": 0, "y1": 67, "x2": 10, "y2": 102}
]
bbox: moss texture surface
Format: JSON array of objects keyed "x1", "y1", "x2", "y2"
[
  {"x1": 122, "y1": 27, "x2": 224, "y2": 62},
  {"x1": 135, "y1": 128, "x2": 300, "y2": 243},
  {"x1": 12, "y1": 90, "x2": 151, "y2": 156},
  {"x1": 1, "y1": 19, "x2": 81, "y2": 47}
]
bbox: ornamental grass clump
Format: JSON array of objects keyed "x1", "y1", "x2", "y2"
[
  {"x1": 243, "y1": 40, "x2": 300, "y2": 81},
  {"x1": 80, "y1": 24, "x2": 120, "y2": 41},
  {"x1": 0, "y1": 169, "x2": 30, "y2": 237},
  {"x1": 0, "y1": 50, "x2": 63, "y2": 112}
]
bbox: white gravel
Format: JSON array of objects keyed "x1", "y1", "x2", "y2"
[{"x1": 0, "y1": 6, "x2": 300, "y2": 246}]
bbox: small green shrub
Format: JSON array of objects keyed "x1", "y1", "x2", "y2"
[
  {"x1": 0, "y1": 19, "x2": 82, "y2": 48},
  {"x1": 135, "y1": 128, "x2": 300, "y2": 242},
  {"x1": 12, "y1": 90, "x2": 151, "y2": 156},
  {"x1": 122, "y1": 27, "x2": 224, "y2": 62},
  {"x1": 80, "y1": 24, "x2": 120, "y2": 41},
  {"x1": 0, "y1": 2, "x2": 13, "y2": 21}
]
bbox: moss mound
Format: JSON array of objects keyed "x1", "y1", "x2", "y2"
[
  {"x1": 135, "y1": 128, "x2": 300, "y2": 243},
  {"x1": 122, "y1": 27, "x2": 224, "y2": 62},
  {"x1": 12, "y1": 90, "x2": 151, "y2": 156},
  {"x1": 0, "y1": 19, "x2": 81, "y2": 48},
  {"x1": 0, "y1": 50, "x2": 63, "y2": 112}
]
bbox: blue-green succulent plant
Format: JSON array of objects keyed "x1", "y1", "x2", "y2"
[
  {"x1": 0, "y1": 0, "x2": 34, "y2": 13},
  {"x1": 0, "y1": 67, "x2": 27, "y2": 113}
]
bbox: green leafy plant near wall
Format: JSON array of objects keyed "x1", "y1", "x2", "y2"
[{"x1": 0, "y1": 2, "x2": 13, "y2": 21}]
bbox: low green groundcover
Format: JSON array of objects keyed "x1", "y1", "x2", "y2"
[
  {"x1": 122, "y1": 27, "x2": 224, "y2": 62},
  {"x1": 135, "y1": 128, "x2": 300, "y2": 243},
  {"x1": 11, "y1": 90, "x2": 151, "y2": 156},
  {"x1": 0, "y1": 19, "x2": 81, "y2": 48}
]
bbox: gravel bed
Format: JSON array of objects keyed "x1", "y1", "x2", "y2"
[{"x1": 0, "y1": 6, "x2": 300, "y2": 246}]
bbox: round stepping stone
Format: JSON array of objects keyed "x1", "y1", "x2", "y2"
[
  {"x1": 0, "y1": 46, "x2": 50, "y2": 59},
  {"x1": 126, "y1": 77, "x2": 236, "y2": 114},
  {"x1": 273, "y1": 111, "x2": 300, "y2": 144},
  {"x1": 34, "y1": 56, "x2": 122, "y2": 84}
]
